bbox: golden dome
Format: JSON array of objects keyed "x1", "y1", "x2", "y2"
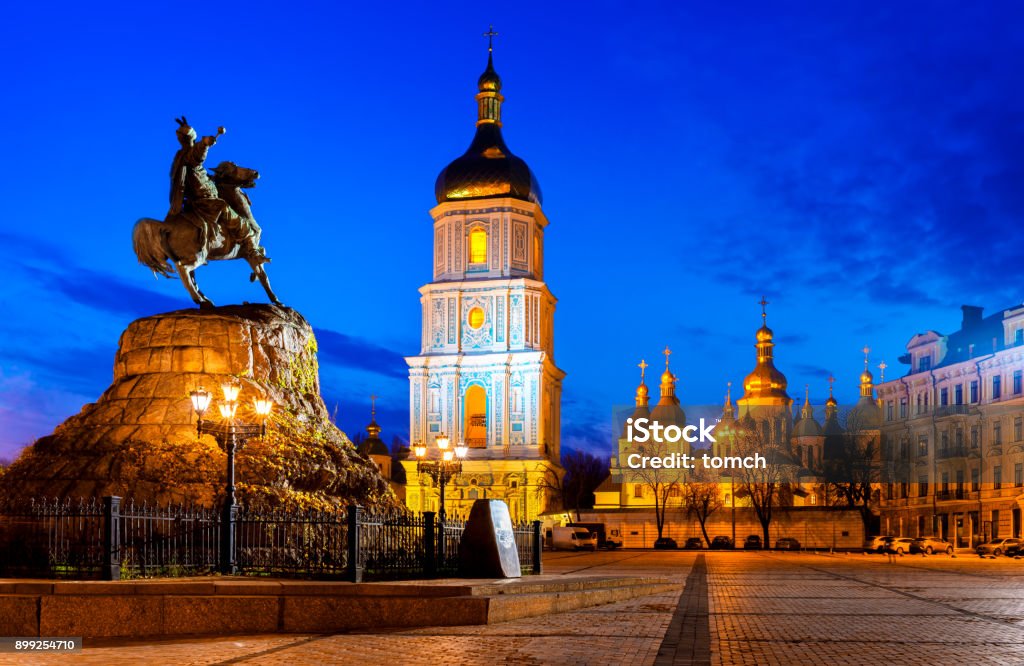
[
  {"x1": 860, "y1": 369, "x2": 874, "y2": 385},
  {"x1": 478, "y1": 53, "x2": 502, "y2": 92},
  {"x1": 756, "y1": 325, "x2": 773, "y2": 342}
]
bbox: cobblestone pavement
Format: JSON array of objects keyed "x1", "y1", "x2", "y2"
[{"x1": 9, "y1": 550, "x2": 1024, "y2": 665}]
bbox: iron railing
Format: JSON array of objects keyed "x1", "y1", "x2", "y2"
[{"x1": 0, "y1": 497, "x2": 541, "y2": 582}]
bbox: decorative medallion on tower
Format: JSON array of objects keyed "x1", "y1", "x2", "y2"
[{"x1": 404, "y1": 31, "x2": 565, "y2": 523}]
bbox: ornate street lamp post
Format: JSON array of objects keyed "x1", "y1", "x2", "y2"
[
  {"x1": 413, "y1": 434, "x2": 469, "y2": 521},
  {"x1": 190, "y1": 384, "x2": 273, "y2": 575},
  {"x1": 414, "y1": 434, "x2": 468, "y2": 567}
]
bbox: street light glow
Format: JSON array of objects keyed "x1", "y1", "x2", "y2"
[{"x1": 190, "y1": 387, "x2": 212, "y2": 417}]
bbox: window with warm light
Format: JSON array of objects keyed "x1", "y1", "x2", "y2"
[
  {"x1": 468, "y1": 306, "x2": 485, "y2": 329},
  {"x1": 469, "y1": 228, "x2": 487, "y2": 264}
]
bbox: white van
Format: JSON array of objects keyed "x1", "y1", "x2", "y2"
[{"x1": 551, "y1": 526, "x2": 598, "y2": 551}]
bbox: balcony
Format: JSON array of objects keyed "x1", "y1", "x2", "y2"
[
  {"x1": 936, "y1": 446, "x2": 968, "y2": 460},
  {"x1": 935, "y1": 405, "x2": 973, "y2": 418},
  {"x1": 935, "y1": 489, "x2": 966, "y2": 501}
]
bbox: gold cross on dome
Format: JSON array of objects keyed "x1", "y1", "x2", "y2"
[
  {"x1": 638, "y1": 359, "x2": 648, "y2": 382},
  {"x1": 828, "y1": 374, "x2": 836, "y2": 396},
  {"x1": 663, "y1": 346, "x2": 672, "y2": 368},
  {"x1": 483, "y1": 25, "x2": 498, "y2": 52},
  {"x1": 370, "y1": 394, "x2": 377, "y2": 416},
  {"x1": 759, "y1": 295, "x2": 769, "y2": 320},
  {"x1": 878, "y1": 361, "x2": 887, "y2": 382}
]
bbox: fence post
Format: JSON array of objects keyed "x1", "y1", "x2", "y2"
[
  {"x1": 532, "y1": 520, "x2": 543, "y2": 575},
  {"x1": 423, "y1": 511, "x2": 436, "y2": 577},
  {"x1": 103, "y1": 496, "x2": 121, "y2": 581},
  {"x1": 346, "y1": 505, "x2": 363, "y2": 583}
]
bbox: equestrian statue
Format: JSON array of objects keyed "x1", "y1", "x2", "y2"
[{"x1": 133, "y1": 117, "x2": 282, "y2": 308}]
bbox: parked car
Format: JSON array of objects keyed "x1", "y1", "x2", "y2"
[
  {"x1": 743, "y1": 535, "x2": 763, "y2": 550},
  {"x1": 976, "y1": 538, "x2": 1021, "y2": 557},
  {"x1": 653, "y1": 537, "x2": 678, "y2": 549},
  {"x1": 775, "y1": 537, "x2": 801, "y2": 551},
  {"x1": 710, "y1": 535, "x2": 735, "y2": 549},
  {"x1": 684, "y1": 537, "x2": 704, "y2": 550},
  {"x1": 1006, "y1": 541, "x2": 1024, "y2": 557},
  {"x1": 887, "y1": 537, "x2": 915, "y2": 555},
  {"x1": 864, "y1": 535, "x2": 894, "y2": 553},
  {"x1": 551, "y1": 526, "x2": 598, "y2": 551},
  {"x1": 910, "y1": 536, "x2": 954, "y2": 555}
]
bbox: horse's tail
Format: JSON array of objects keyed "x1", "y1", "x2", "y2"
[{"x1": 132, "y1": 218, "x2": 175, "y2": 278}]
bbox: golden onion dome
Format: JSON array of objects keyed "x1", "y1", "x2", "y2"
[
  {"x1": 743, "y1": 363, "x2": 789, "y2": 397},
  {"x1": 636, "y1": 383, "x2": 649, "y2": 399},
  {"x1": 756, "y1": 325, "x2": 774, "y2": 342},
  {"x1": 478, "y1": 53, "x2": 502, "y2": 92},
  {"x1": 860, "y1": 369, "x2": 874, "y2": 385},
  {"x1": 434, "y1": 52, "x2": 542, "y2": 206}
]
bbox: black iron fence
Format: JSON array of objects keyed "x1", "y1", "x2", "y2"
[{"x1": 0, "y1": 497, "x2": 541, "y2": 581}]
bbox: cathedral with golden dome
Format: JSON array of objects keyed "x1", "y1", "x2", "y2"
[
  {"x1": 400, "y1": 38, "x2": 564, "y2": 522},
  {"x1": 592, "y1": 300, "x2": 881, "y2": 547}
]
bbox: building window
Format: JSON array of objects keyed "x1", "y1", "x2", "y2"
[
  {"x1": 916, "y1": 394, "x2": 922, "y2": 415},
  {"x1": 955, "y1": 385, "x2": 963, "y2": 405},
  {"x1": 900, "y1": 437, "x2": 908, "y2": 460},
  {"x1": 940, "y1": 388, "x2": 948, "y2": 406},
  {"x1": 1016, "y1": 463, "x2": 1023, "y2": 488},
  {"x1": 918, "y1": 475, "x2": 929, "y2": 497},
  {"x1": 633, "y1": 484, "x2": 643, "y2": 498},
  {"x1": 955, "y1": 428, "x2": 963, "y2": 448},
  {"x1": 1015, "y1": 417, "x2": 1023, "y2": 442},
  {"x1": 940, "y1": 431, "x2": 949, "y2": 454},
  {"x1": 994, "y1": 375, "x2": 1002, "y2": 400},
  {"x1": 669, "y1": 486, "x2": 680, "y2": 498},
  {"x1": 1017, "y1": 328, "x2": 1024, "y2": 345},
  {"x1": 1015, "y1": 370, "x2": 1023, "y2": 395},
  {"x1": 994, "y1": 421, "x2": 1002, "y2": 445},
  {"x1": 899, "y1": 398, "x2": 907, "y2": 419},
  {"x1": 467, "y1": 306, "x2": 485, "y2": 329},
  {"x1": 971, "y1": 468, "x2": 980, "y2": 492},
  {"x1": 994, "y1": 465, "x2": 1002, "y2": 490},
  {"x1": 468, "y1": 228, "x2": 487, "y2": 264},
  {"x1": 971, "y1": 426, "x2": 979, "y2": 448},
  {"x1": 970, "y1": 380, "x2": 979, "y2": 403},
  {"x1": 917, "y1": 435, "x2": 928, "y2": 456},
  {"x1": 886, "y1": 400, "x2": 894, "y2": 421},
  {"x1": 918, "y1": 355, "x2": 932, "y2": 372},
  {"x1": 809, "y1": 493, "x2": 817, "y2": 505}
]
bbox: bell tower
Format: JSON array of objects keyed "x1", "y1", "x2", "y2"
[{"x1": 403, "y1": 34, "x2": 565, "y2": 522}]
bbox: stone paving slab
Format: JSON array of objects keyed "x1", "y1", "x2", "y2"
[{"x1": 7, "y1": 550, "x2": 1024, "y2": 665}]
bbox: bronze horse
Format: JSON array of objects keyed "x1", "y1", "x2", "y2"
[{"x1": 132, "y1": 162, "x2": 282, "y2": 308}]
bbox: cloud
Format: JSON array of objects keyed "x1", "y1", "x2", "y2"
[{"x1": 313, "y1": 328, "x2": 407, "y2": 379}]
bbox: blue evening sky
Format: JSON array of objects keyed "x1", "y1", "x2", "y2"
[{"x1": 1, "y1": 2, "x2": 1022, "y2": 460}]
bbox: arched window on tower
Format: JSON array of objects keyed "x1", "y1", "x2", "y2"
[
  {"x1": 464, "y1": 385, "x2": 487, "y2": 448},
  {"x1": 469, "y1": 227, "x2": 487, "y2": 265}
]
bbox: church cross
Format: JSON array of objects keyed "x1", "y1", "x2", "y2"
[
  {"x1": 828, "y1": 375, "x2": 835, "y2": 396},
  {"x1": 483, "y1": 25, "x2": 498, "y2": 52},
  {"x1": 370, "y1": 393, "x2": 377, "y2": 417},
  {"x1": 759, "y1": 295, "x2": 769, "y2": 321},
  {"x1": 638, "y1": 359, "x2": 648, "y2": 382},
  {"x1": 862, "y1": 345, "x2": 871, "y2": 369},
  {"x1": 878, "y1": 361, "x2": 887, "y2": 382},
  {"x1": 663, "y1": 346, "x2": 672, "y2": 368}
]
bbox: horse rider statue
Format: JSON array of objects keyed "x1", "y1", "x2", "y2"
[{"x1": 169, "y1": 117, "x2": 267, "y2": 263}]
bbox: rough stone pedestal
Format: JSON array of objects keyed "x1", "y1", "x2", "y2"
[{"x1": 0, "y1": 304, "x2": 391, "y2": 510}]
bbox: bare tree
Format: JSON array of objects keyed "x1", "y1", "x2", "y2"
[
  {"x1": 823, "y1": 412, "x2": 882, "y2": 533},
  {"x1": 733, "y1": 422, "x2": 798, "y2": 547},
  {"x1": 538, "y1": 449, "x2": 608, "y2": 521},
  {"x1": 629, "y1": 437, "x2": 687, "y2": 542},
  {"x1": 681, "y1": 464, "x2": 724, "y2": 546}
]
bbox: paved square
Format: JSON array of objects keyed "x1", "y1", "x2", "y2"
[{"x1": 7, "y1": 550, "x2": 1024, "y2": 665}]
